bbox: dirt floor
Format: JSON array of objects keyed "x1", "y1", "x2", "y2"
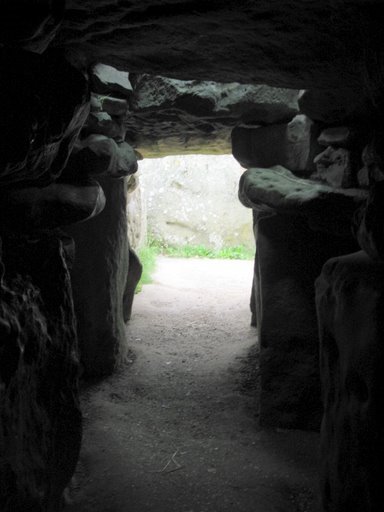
[{"x1": 67, "y1": 256, "x2": 321, "y2": 512}]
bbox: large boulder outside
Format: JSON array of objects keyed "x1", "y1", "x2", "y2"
[{"x1": 139, "y1": 155, "x2": 254, "y2": 251}]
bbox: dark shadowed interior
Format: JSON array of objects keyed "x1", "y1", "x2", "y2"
[{"x1": 1, "y1": 2, "x2": 384, "y2": 511}]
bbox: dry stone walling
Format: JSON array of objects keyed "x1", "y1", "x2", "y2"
[
  {"x1": 314, "y1": 138, "x2": 384, "y2": 512},
  {"x1": 233, "y1": 91, "x2": 384, "y2": 511},
  {"x1": 0, "y1": 10, "x2": 93, "y2": 509},
  {"x1": 66, "y1": 64, "x2": 141, "y2": 377},
  {"x1": 0, "y1": 12, "x2": 140, "y2": 510}
]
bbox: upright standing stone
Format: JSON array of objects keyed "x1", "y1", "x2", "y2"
[
  {"x1": 316, "y1": 251, "x2": 384, "y2": 512},
  {"x1": 256, "y1": 214, "x2": 356, "y2": 429},
  {"x1": 66, "y1": 177, "x2": 130, "y2": 376},
  {"x1": 0, "y1": 233, "x2": 81, "y2": 511}
]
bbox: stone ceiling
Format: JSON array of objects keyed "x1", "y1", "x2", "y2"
[{"x1": 55, "y1": 0, "x2": 383, "y2": 96}]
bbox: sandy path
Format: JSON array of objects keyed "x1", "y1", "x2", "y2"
[{"x1": 67, "y1": 257, "x2": 320, "y2": 512}]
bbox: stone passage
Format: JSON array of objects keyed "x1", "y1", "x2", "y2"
[{"x1": 2, "y1": 2, "x2": 384, "y2": 510}]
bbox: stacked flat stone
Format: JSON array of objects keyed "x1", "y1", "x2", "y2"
[
  {"x1": 0, "y1": 49, "x2": 110, "y2": 511},
  {"x1": 232, "y1": 82, "x2": 374, "y2": 435},
  {"x1": 66, "y1": 63, "x2": 141, "y2": 377},
  {"x1": 66, "y1": 63, "x2": 138, "y2": 180}
]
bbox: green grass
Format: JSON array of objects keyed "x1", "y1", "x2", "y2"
[
  {"x1": 135, "y1": 245, "x2": 158, "y2": 293},
  {"x1": 135, "y1": 240, "x2": 254, "y2": 293},
  {"x1": 151, "y1": 242, "x2": 254, "y2": 260}
]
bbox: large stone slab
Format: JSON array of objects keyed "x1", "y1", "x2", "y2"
[
  {"x1": 127, "y1": 75, "x2": 299, "y2": 157},
  {"x1": 66, "y1": 177, "x2": 130, "y2": 377},
  {"x1": 232, "y1": 115, "x2": 319, "y2": 172},
  {"x1": 56, "y1": 1, "x2": 384, "y2": 99},
  {"x1": 67, "y1": 135, "x2": 138, "y2": 179},
  {"x1": 239, "y1": 166, "x2": 367, "y2": 236},
  {"x1": 316, "y1": 251, "x2": 384, "y2": 512},
  {"x1": 131, "y1": 74, "x2": 298, "y2": 121},
  {"x1": 0, "y1": 181, "x2": 106, "y2": 231}
]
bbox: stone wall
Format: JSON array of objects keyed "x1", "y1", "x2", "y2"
[{"x1": 235, "y1": 83, "x2": 384, "y2": 511}]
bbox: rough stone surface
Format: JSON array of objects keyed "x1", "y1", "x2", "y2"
[
  {"x1": 232, "y1": 115, "x2": 319, "y2": 172},
  {"x1": 126, "y1": 75, "x2": 299, "y2": 157},
  {"x1": 56, "y1": 1, "x2": 384, "y2": 105},
  {"x1": 90, "y1": 63, "x2": 133, "y2": 98},
  {"x1": 0, "y1": 49, "x2": 89, "y2": 187},
  {"x1": 66, "y1": 177, "x2": 130, "y2": 377},
  {"x1": 139, "y1": 155, "x2": 254, "y2": 250},
  {"x1": 255, "y1": 214, "x2": 357, "y2": 430},
  {"x1": 239, "y1": 166, "x2": 367, "y2": 236},
  {"x1": 316, "y1": 251, "x2": 384, "y2": 512},
  {"x1": 131, "y1": 75, "x2": 298, "y2": 119},
  {"x1": 0, "y1": 181, "x2": 106, "y2": 231},
  {"x1": 317, "y1": 127, "x2": 352, "y2": 148},
  {"x1": 313, "y1": 147, "x2": 356, "y2": 189},
  {"x1": 66, "y1": 135, "x2": 138, "y2": 179},
  {"x1": 0, "y1": 233, "x2": 81, "y2": 511},
  {"x1": 83, "y1": 112, "x2": 125, "y2": 140},
  {"x1": 101, "y1": 97, "x2": 129, "y2": 118}
]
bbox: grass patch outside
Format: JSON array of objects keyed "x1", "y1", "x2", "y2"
[
  {"x1": 135, "y1": 240, "x2": 254, "y2": 293},
  {"x1": 150, "y1": 240, "x2": 254, "y2": 260},
  {"x1": 135, "y1": 245, "x2": 158, "y2": 293}
]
